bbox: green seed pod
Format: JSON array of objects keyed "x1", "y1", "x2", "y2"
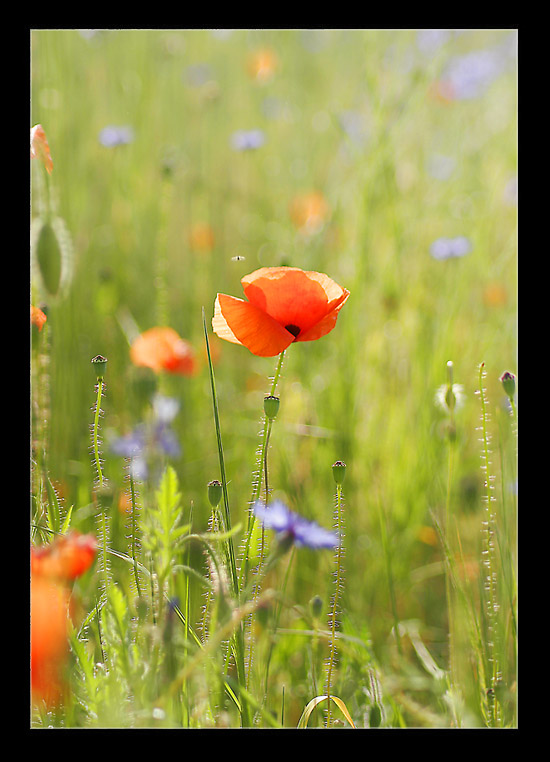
[
  {"x1": 208, "y1": 479, "x2": 223, "y2": 508},
  {"x1": 264, "y1": 394, "x2": 280, "y2": 420},
  {"x1": 332, "y1": 460, "x2": 346, "y2": 485},
  {"x1": 33, "y1": 215, "x2": 74, "y2": 299},
  {"x1": 91, "y1": 355, "x2": 108, "y2": 380},
  {"x1": 500, "y1": 371, "x2": 516, "y2": 400}
]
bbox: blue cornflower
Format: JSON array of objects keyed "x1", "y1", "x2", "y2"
[
  {"x1": 430, "y1": 236, "x2": 472, "y2": 261},
  {"x1": 98, "y1": 125, "x2": 134, "y2": 147},
  {"x1": 230, "y1": 129, "x2": 266, "y2": 151},
  {"x1": 111, "y1": 394, "x2": 180, "y2": 480},
  {"x1": 253, "y1": 500, "x2": 338, "y2": 550},
  {"x1": 440, "y1": 49, "x2": 503, "y2": 100}
]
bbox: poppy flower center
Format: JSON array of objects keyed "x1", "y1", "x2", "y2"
[{"x1": 285, "y1": 324, "x2": 301, "y2": 338}]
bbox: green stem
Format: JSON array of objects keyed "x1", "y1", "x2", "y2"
[
  {"x1": 326, "y1": 483, "x2": 344, "y2": 728},
  {"x1": 129, "y1": 469, "x2": 142, "y2": 598},
  {"x1": 478, "y1": 363, "x2": 500, "y2": 727},
  {"x1": 202, "y1": 308, "x2": 251, "y2": 727},
  {"x1": 93, "y1": 379, "x2": 105, "y2": 489},
  {"x1": 240, "y1": 350, "x2": 285, "y2": 590}
]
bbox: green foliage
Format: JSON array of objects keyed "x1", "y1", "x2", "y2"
[{"x1": 142, "y1": 465, "x2": 190, "y2": 589}]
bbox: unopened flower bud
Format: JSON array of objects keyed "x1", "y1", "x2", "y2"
[
  {"x1": 264, "y1": 394, "x2": 280, "y2": 420},
  {"x1": 310, "y1": 594, "x2": 323, "y2": 620},
  {"x1": 500, "y1": 371, "x2": 516, "y2": 400},
  {"x1": 208, "y1": 479, "x2": 223, "y2": 508},
  {"x1": 332, "y1": 460, "x2": 347, "y2": 485}
]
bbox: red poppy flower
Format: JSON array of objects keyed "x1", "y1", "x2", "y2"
[
  {"x1": 130, "y1": 327, "x2": 196, "y2": 375},
  {"x1": 31, "y1": 575, "x2": 70, "y2": 706},
  {"x1": 31, "y1": 305, "x2": 47, "y2": 332},
  {"x1": 31, "y1": 532, "x2": 97, "y2": 707},
  {"x1": 212, "y1": 266, "x2": 350, "y2": 357},
  {"x1": 31, "y1": 531, "x2": 97, "y2": 581}
]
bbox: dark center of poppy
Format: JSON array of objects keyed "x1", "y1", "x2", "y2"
[{"x1": 285, "y1": 324, "x2": 301, "y2": 338}]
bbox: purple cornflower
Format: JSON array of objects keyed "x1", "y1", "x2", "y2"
[
  {"x1": 98, "y1": 125, "x2": 134, "y2": 147},
  {"x1": 430, "y1": 236, "x2": 472, "y2": 261},
  {"x1": 230, "y1": 129, "x2": 266, "y2": 151},
  {"x1": 253, "y1": 500, "x2": 338, "y2": 550},
  {"x1": 111, "y1": 394, "x2": 180, "y2": 480}
]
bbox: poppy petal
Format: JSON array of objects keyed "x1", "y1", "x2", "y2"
[
  {"x1": 297, "y1": 289, "x2": 350, "y2": 342},
  {"x1": 241, "y1": 267, "x2": 345, "y2": 335},
  {"x1": 213, "y1": 294, "x2": 295, "y2": 357}
]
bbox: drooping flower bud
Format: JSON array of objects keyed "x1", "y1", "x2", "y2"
[{"x1": 500, "y1": 371, "x2": 516, "y2": 400}]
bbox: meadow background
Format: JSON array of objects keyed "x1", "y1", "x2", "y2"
[{"x1": 30, "y1": 28, "x2": 517, "y2": 729}]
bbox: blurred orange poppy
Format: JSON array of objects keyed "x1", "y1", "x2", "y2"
[
  {"x1": 189, "y1": 223, "x2": 215, "y2": 252},
  {"x1": 130, "y1": 327, "x2": 197, "y2": 376},
  {"x1": 30, "y1": 124, "x2": 53, "y2": 175},
  {"x1": 31, "y1": 575, "x2": 70, "y2": 706},
  {"x1": 289, "y1": 191, "x2": 330, "y2": 234},
  {"x1": 31, "y1": 532, "x2": 97, "y2": 706},
  {"x1": 212, "y1": 266, "x2": 349, "y2": 357},
  {"x1": 31, "y1": 531, "x2": 97, "y2": 581},
  {"x1": 247, "y1": 48, "x2": 278, "y2": 83},
  {"x1": 31, "y1": 305, "x2": 47, "y2": 332}
]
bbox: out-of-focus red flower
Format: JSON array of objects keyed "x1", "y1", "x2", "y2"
[
  {"x1": 189, "y1": 223, "x2": 215, "y2": 252},
  {"x1": 130, "y1": 327, "x2": 197, "y2": 376},
  {"x1": 30, "y1": 124, "x2": 53, "y2": 175},
  {"x1": 31, "y1": 576, "x2": 70, "y2": 706},
  {"x1": 31, "y1": 305, "x2": 47, "y2": 332},
  {"x1": 289, "y1": 191, "x2": 330, "y2": 235},
  {"x1": 31, "y1": 532, "x2": 97, "y2": 707},
  {"x1": 247, "y1": 48, "x2": 278, "y2": 83},
  {"x1": 31, "y1": 531, "x2": 97, "y2": 582},
  {"x1": 212, "y1": 266, "x2": 349, "y2": 357}
]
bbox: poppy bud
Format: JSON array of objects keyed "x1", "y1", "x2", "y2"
[
  {"x1": 500, "y1": 371, "x2": 516, "y2": 400},
  {"x1": 332, "y1": 460, "x2": 346, "y2": 485},
  {"x1": 91, "y1": 354, "x2": 108, "y2": 381},
  {"x1": 310, "y1": 594, "x2": 323, "y2": 620},
  {"x1": 208, "y1": 479, "x2": 223, "y2": 508},
  {"x1": 264, "y1": 394, "x2": 280, "y2": 420}
]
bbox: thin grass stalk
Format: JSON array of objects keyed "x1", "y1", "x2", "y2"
[{"x1": 202, "y1": 307, "x2": 251, "y2": 727}]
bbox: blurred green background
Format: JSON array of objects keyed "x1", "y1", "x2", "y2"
[{"x1": 31, "y1": 29, "x2": 517, "y2": 726}]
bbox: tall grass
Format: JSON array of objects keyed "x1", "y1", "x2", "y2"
[{"x1": 31, "y1": 28, "x2": 517, "y2": 728}]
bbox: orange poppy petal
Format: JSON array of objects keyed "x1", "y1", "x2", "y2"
[
  {"x1": 297, "y1": 289, "x2": 350, "y2": 342},
  {"x1": 212, "y1": 293, "x2": 295, "y2": 357},
  {"x1": 130, "y1": 327, "x2": 196, "y2": 375},
  {"x1": 241, "y1": 267, "x2": 347, "y2": 335}
]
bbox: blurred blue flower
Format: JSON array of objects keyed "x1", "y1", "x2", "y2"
[
  {"x1": 430, "y1": 236, "x2": 472, "y2": 261},
  {"x1": 416, "y1": 29, "x2": 452, "y2": 55},
  {"x1": 253, "y1": 500, "x2": 338, "y2": 550},
  {"x1": 98, "y1": 125, "x2": 134, "y2": 147},
  {"x1": 111, "y1": 394, "x2": 180, "y2": 480},
  {"x1": 440, "y1": 49, "x2": 504, "y2": 100},
  {"x1": 230, "y1": 129, "x2": 266, "y2": 151}
]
